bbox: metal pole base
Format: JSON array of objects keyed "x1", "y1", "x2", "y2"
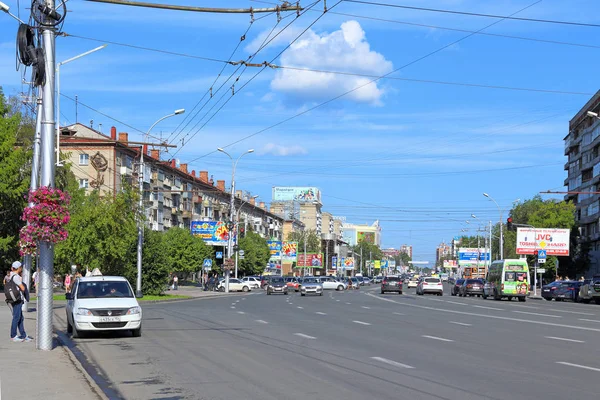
[
  {"x1": 136, "y1": 289, "x2": 143, "y2": 298},
  {"x1": 37, "y1": 242, "x2": 54, "y2": 351}
]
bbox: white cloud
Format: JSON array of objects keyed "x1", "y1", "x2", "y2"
[
  {"x1": 260, "y1": 143, "x2": 308, "y2": 156},
  {"x1": 269, "y1": 21, "x2": 393, "y2": 105}
]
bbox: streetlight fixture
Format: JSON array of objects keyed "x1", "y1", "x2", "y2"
[
  {"x1": 587, "y1": 111, "x2": 599, "y2": 119},
  {"x1": 217, "y1": 148, "x2": 255, "y2": 292},
  {"x1": 233, "y1": 194, "x2": 259, "y2": 278},
  {"x1": 0, "y1": 1, "x2": 26, "y2": 23},
  {"x1": 56, "y1": 44, "x2": 107, "y2": 166},
  {"x1": 135, "y1": 109, "x2": 185, "y2": 298}
]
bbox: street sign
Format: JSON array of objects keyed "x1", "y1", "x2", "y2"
[
  {"x1": 537, "y1": 268, "x2": 546, "y2": 273},
  {"x1": 538, "y1": 258, "x2": 546, "y2": 264},
  {"x1": 203, "y1": 259, "x2": 212, "y2": 268},
  {"x1": 216, "y1": 251, "x2": 223, "y2": 259},
  {"x1": 239, "y1": 250, "x2": 245, "y2": 256}
]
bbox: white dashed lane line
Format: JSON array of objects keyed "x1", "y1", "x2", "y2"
[
  {"x1": 545, "y1": 336, "x2": 585, "y2": 343},
  {"x1": 556, "y1": 362, "x2": 600, "y2": 372},
  {"x1": 294, "y1": 333, "x2": 316, "y2": 340},
  {"x1": 513, "y1": 311, "x2": 562, "y2": 318},
  {"x1": 446, "y1": 301, "x2": 468, "y2": 306},
  {"x1": 255, "y1": 320, "x2": 268, "y2": 324},
  {"x1": 361, "y1": 306, "x2": 371, "y2": 309},
  {"x1": 422, "y1": 335, "x2": 454, "y2": 342},
  {"x1": 346, "y1": 302, "x2": 352, "y2": 305},
  {"x1": 449, "y1": 321, "x2": 472, "y2": 327},
  {"x1": 393, "y1": 312, "x2": 405, "y2": 316},
  {"x1": 371, "y1": 357, "x2": 414, "y2": 369},
  {"x1": 315, "y1": 312, "x2": 327, "y2": 315},
  {"x1": 297, "y1": 306, "x2": 304, "y2": 309},
  {"x1": 548, "y1": 309, "x2": 594, "y2": 316},
  {"x1": 472, "y1": 305, "x2": 504, "y2": 311},
  {"x1": 579, "y1": 318, "x2": 600, "y2": 323},
  {"x1": 237, "y1": 311, "x2": 245, "y2": 314},
  {"x1": 353, "y1": 321, "x2": 372, "y2": 326}
]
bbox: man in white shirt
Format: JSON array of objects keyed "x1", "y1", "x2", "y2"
[{"x1": 7, "y1": 261, "x2": 33, "y2": 343}]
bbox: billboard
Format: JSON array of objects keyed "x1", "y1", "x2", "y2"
[
  {"x1": 297, "y1": 253, "x2": 323, "y2": 268},
  {"x1": 516, "y1": 228, "x2": 570, "y2": 256},
  {"x1": 272, "y1": 186, "x2": 321, "y2": 204},
  {"x1": 357, "y1": 231, "x2": 375, "y2": 244},
  {"x1": 373, "y1": 260, "x2": 381, "y2": 269},
  {"x1": 388, "y1": 259, "x2": 396, "y2": 270},
  {"x1": 191, "y1": 221, "x2": 229, "y2": 246},
  {"x1": 458, "y1": 248, "x2": 490, "y2": 266},
  {"x1": 282, "y1": 241, "x2": 298, "y2": 262},
  {"x1": 343, "y1": 257, "x2": 355, "y2": 270},
  {"x1": 267, "y1": 240, "x2": 282, "y2": 260}
]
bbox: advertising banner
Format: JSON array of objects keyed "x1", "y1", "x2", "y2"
[
  {"x1": 272, "y1": 186, "x2": 321, "y2": 204},
  {"x1": 458, "y1": 248, "x2": 490, "y2": 266},
  {"x1": 388, "y1": 259, "x2": 396, "y2": 270},
  {"x1": 331, "y1": 256, "x2": 338, "y2": 270},
  {"x1": 516, "y1": 228, "x2": 570, "y2": 256},
  {"x1": 297, "y1": 253, "x2": 323, "y2": 268},
  {"x1": 191, "y1": 221, "x2": 229, "y2": 246},
  {"x1": 282, "y1": 241, "x2": 298, "y2": 262},
  {"x1": 357, "y1": 231, "x2": 375, "y2": 244},
  {"x1": 344, "y1": 257, "x2": 355, "y2": 270},
  {"x1": 267, "y1": 240, "x2": 282, "y2": 260},
  {"x1": 373, "y1": 260, "x2": 381, "y2": 269},
  {"x1": 381, "y1": 259, "x2": 389, "y2": 269}
]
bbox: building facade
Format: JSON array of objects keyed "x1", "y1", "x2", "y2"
[
  {"x1": 342, "y1": 220, "x2": 381, "y2": 247},
  {"x1": 400, "y1": 244, "x2": 413, "y2": 259},
  {"x1": 435, "y1": 242, "x2": 452, "y2": 266},
  {"x1": 565, "y1": 90, "x2": 600, "y2": 276}
]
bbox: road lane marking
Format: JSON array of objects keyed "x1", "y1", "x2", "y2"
[
  {"x1": 556, "y1": 362, "x2": 600, "y2": 372},
  {"x1": 371, "y1": 357, "x2": 414, "y2": 369},
  {"x1": 346, "y1": 302, "x2": 352, "y2": 305},
  {"x1": 294, "y1": 333, "x2": 316, "y2": 340},
  {"x1": 393, "y1": 312, "x2": 405, "y2": 316},
  {"x1": 230, "y1": 306, "x2": 236, "y2": 309},
  {"x1": 449, "y1": 321, "x2": 472, "y2": 327},
  {"x1": 235, "y1": 300, "x2": 240, "y2": 303},
  {"x1": 472, "y1": 305, "x2": 504, "y2": 311},
  {"x1": 422, "y1": 335, "x2": 453, "y2": 342},
  {"x1": 336, "y1": 300, "x2": 340, "y2": 302},
  {"x1": 297, "y1": 306, "x2": 304, "y2": 309},
  {"x1": 237, "y1": 311, "x2": 245, "y2": 314},
  {"x1": 315, "y1": 312, "x2": 327, "y2": 315},
  {"x1": 508, "y1": 304, "x2": 539, "y2": 309},
  {"x1": 513, "y1": 311, "x2": 562, "y2": 318},
  {"x1": 353, "y1": 320, "x2": 371, "y2": 326},
  {"x1": 255, "y1": 320, "x2": 268, "y2": 324},
  {"x1": 548, "y1": 309, "x2": 594, "y2": 316},
  {"x1": 446, "y1": 301, "x2": 468, "y2": 306},
  {"x1": 427, "y1": 298, "x2": 445, "y2": 302},
  {"x1": 579, "y1": 318, "x2": 600, "y2": 323},
  {"x1": 361, "y1": 306, "x2": 371, "y2": 309},
  {"x1": 365, "y1": 292, "x2": 600, "y2": 333},
  {"x1": 545, "y1": 336, "x2": 584, "y2": 343}
]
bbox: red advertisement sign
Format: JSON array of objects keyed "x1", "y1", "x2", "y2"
[{"x1": 297, "y1": 253, "x2": 323, "y2": 268}]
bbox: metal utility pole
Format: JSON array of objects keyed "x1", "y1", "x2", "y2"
[
  {"x1": 37, "y1": 0, "x2": 57, "y2": 351},
  {"x1": 136, "y1": 110, "x2": 184, "y2": 298},
  {"x1": 233, "y1": 194, "x2": 257, "y2": 278},
  {"x1": 303, "y1": 234, "x2": 307, "y2": 277},
  {"x1": 22, "y1": 93, "x2": 43, "y2": 314}
]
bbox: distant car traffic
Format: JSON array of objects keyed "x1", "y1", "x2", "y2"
[
  {"x1": 554, "y1": 281, "x2": 583, "y2": 302},
  {"x1": 285, "y1": 277, "x2": 300, "y2": 292},
  {"x1": 451, "y1": 279, "x2": 465, "y2": 296},
  {"x1": 381, "y1": 276, "x2": 402, "y2": 294},
  {"x1": 459, "y1": 279, "x2": 484, "y2": 297},
  {"x1": 407, "y1": 277, "x2": 419, "y2": 289},
  {"x1": 318, "y1": 276, "x2": 347, "y2": 291},
  {"x1": 349, "y1": 277, "x2": 361, "y2": 290},
  {"x1": 241, "y1": 277, "x2": 261, "y2": 289},
  {"x1": 416, "y1": 277, "x2": 443, "y2": 296},
  {"x1": 65, "y1": 276, "x2": 142, "y2": 338},
  {"x1": 266, "y1": 277, "x2": 288, "y2": 295},
  {"x1": 373, "y1": 276, "x2": 383, "y2": 284},
  {"x1": 217, "y1": 278, "x2": 251, "y2": 292},
  {"x1": 299, "y1": 277, "x2": 323, "y2": 296},
  {"x1": 542, "y1": 281, "x2": 563, "y2": 301}
]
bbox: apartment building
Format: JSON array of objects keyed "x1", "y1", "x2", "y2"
[
  {"x1": 435, "y1": 242, "x2": 452, "y2": 266},
  {"x1": 565, "y1": 90, "x2": 600, "y2": 275},
  {"x1": 59, "y1": 123, "x2": 282, "y2": 241}
]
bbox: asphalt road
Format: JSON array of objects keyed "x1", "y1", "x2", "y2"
[{"x1": 54, "y1": 285, "x2": 600, "y2": 400}]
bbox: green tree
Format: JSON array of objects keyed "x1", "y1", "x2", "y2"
[
  {"x1": 287, "y1": 229, "x2": 321, "y2": 252},
  {"x1": 0, "y1": 88, "x2": 31, "y2": 266},
  {"x1": 163, "y1": 227, "x2": 213, "y2": 279},
  {"x1": 238, "y1": 231, "x2": 270, "y2": 276},
  {"x1": 129, "y1": 229, "x2": 169, "y2": 296}
]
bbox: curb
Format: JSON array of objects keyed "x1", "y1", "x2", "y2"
[{"x1": 141, "y1": 291, "x2": 253, "y2": 304}]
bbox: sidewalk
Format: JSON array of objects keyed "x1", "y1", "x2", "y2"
[
  {"x1": 166, "y1": 284, "x2": 256, "y2": 298},
  {"x1": 0, "y1": 302, "x2": 102, "y2": 400}
]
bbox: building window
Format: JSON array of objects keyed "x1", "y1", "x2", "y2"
[
  {"x1": 79, "y1": 153, "x2": 89, "y2": 166},
  {"x1": 79, "y1": 179, "x2": 89, "y2": 189}
]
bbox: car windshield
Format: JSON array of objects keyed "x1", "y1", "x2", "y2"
[
  {"x1": 77, "y1": 280, "x2": 133, "y2": 299},
  {"x1": 271, "y1": 278, "x2": 285, "y2": 283},
  {"x1": 303, "y1": 278, "x2": 318, "y2": 283},
  {"x1": 456, "y1": 279, "x2": 465, "y2": 285},
  {"x1": 426, "y1": 278, "x2": 440, "y2": 283},
  {"x1": 466, "y1": 279, "x2": 480, "y2": 284},
  {"x1": 386, "y1": 277, "x2": 400, "y2": 281}
]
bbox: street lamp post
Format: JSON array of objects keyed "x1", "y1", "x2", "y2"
[
  {"x1": 234, "y1": 194, "x2": 258, "y2": 278},
  {"x1": 136, "y1": 109, "x2": 185, "y2": 297},
  {"x1": 483, "y1": 193, "x2": 520, "y2": 260},
  {"x1": 217, "y1": 148, "x2": 254, "y2": 292},
  {"x1": 56, "y1": 45, "x2": 107, "y2": 166}
]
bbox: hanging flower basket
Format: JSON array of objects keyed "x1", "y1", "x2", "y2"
[{"x1": 18, "y1": 186, "x2": 71, "y2": 256}]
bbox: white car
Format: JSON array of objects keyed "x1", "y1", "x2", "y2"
[
  {"x1": 416, "y1": 277, "x2": 444, "y2": 296},
  {"x1": 241, "y1": 277, "x2": 261, "y2": 289},
  {"x1": 318, "y1": 276, "x2": 347, "y2": 291},
  {"x1": 407, "y1": 278, "x2": 419, "y2": 288},
  {"x1": 65, "y1": 276, "x2": 142, "y2": 338},
  {"x1": 217, "y1": 278, "x2": 251, "y2": 292}
]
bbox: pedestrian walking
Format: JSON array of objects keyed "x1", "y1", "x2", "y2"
[
  {"x1": 3, "y1": 271, "x2": 10, "y2": 285},
  {"x1": 64, "y1": 273, "x2": 72, "y2": 293},
  {"x1": 5, "y1": 261, "x2": 33, "y2": 343},
  {"x1": 173, "y1": 275, "x2": 179, "y2": 291},
  {"x1": 32, "y1": 270, "x2": 39, "y2": 294}
]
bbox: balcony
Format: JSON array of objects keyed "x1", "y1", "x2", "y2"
[{"x1": 120, "y1": 166, "x2": 132, "y2": 176}]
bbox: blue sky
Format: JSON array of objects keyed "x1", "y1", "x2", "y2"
[{"x1": 1, "y1": 0, "x2": 599, "y2": 264}]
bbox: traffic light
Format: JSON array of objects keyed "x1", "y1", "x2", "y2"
[
  {"x1": 239, "y1": 226, "x2": 245, "y2": 238},
  {"x1": 507, "y1": 217, "x2": 515, "y2": 231}
]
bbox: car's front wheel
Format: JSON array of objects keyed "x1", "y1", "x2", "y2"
[
  {"x1": 242, "y1": 286, "x2": 249, "y2": 292},
  {"x1": 132, "y1": 325, "x2": 142, "y2": 337},
  {"x1": 71, "y1": 315, "x2": 81, "y2": 338},
  {"x1": 337, "y1": 285, "x2": 344, "y2": 291},
  {"x1": 66, "y1": 313, "x2": 73, "y2": 334}
]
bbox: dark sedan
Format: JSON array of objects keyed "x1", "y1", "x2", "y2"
[
  {"x1": 554, "y1": 281, "x2": 583, "y2": 302},
  {"x1": 266, "y1": 278, "x2": 288, "y2": 295},
  {"x1": 542, "y1": 281, "x2": 563, "y2": 300},
  {"x1": 451, "y1": 279, "x2": 465, "y2": 296},
  {"x1": 459, "y1": 279, "x2": 485, "y2": 297},
  {"x1": 381, "y1": 276, "x2": 403, "y2": 294}
]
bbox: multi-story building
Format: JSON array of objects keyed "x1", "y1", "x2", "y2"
[
  {"x1": 342, "y1": 221, "x2": 381, "y2": 247},
  {"x1": 435, "y1": 242, "x2": 452, "y2": 266},
  {"x1": 400, "y1": 244, "x2": 413, "y2": 259},
  {"x1": 60, "y1": 123, "x2": 283, "y2": 242},
  {"x1": 565, "y1": 90, "x2": 600, "y2": 275}
]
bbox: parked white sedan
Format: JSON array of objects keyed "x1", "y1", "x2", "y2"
[
  {"x1": 241, "y1": 277, "x2": 261, "y2": 289},
  {"x1": 66, "y1": 276, "x2": 142, "y2": 338},
  {"x1": 217, "y1": 278, "x2": 251, "y2": 292}
]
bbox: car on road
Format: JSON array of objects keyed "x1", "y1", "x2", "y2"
[
  {"x1": 299, "y1": 277, "x2": 323, "y2": 296},
  {"x1": 578, "y1": 279, "x2": 594, "y2": 304},
  {"x1": 363, "y1": 277, "x2": 372, "y2": 286},
  {"x1": 217, "y1": 278, "x2": 251, "y2": 292},
  {"x1": 318, "y1": 276, "x2": 347, "y2": 291},
  {"x1": 285, "y1": 277, "x2": 301, "y2": 292},
  {"x1": 65, "y1": 276, "x2": 142, "y2": 338},
  {"x1": 416, "y1": 277, "x2": 443, "y2": 296},
  {"x1": 266, "y1": 277, "x2": 288, "y2": 295},
  {"x1": 356, "y1": 276, "x2": 365, "y2": 286},
  {"x1": 381, "y1": 276, "x2": 403, "y2": 294},
  {"x1": 373, "y1": 276, "x2": 383, "y2": 284},
  {"x1": 554, "y1": 281, "x2": 583, "y2": 302},
  {"x1": 241, "y1": 277, "x2": 261, "y2": 289},
  {"x1": 407, "y1": 277, "x2": 419, "y2": 289},
  {"x1": 541, "y1": 281, "x2": 563, "y2": 301},
  {"x1": 459, "y1": 279, "x2": 485, "y2": 297},
  {"x1": 451, "y1": 279, "x2": 465, "y2": 296}
]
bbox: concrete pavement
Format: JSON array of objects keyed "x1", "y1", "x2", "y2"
[
  {"x1": 51, "y1": 285, "x2": 600, "y2": 399},
  {"x1": 0, "y1": 302, "x2": 102, "y2": 399}
]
